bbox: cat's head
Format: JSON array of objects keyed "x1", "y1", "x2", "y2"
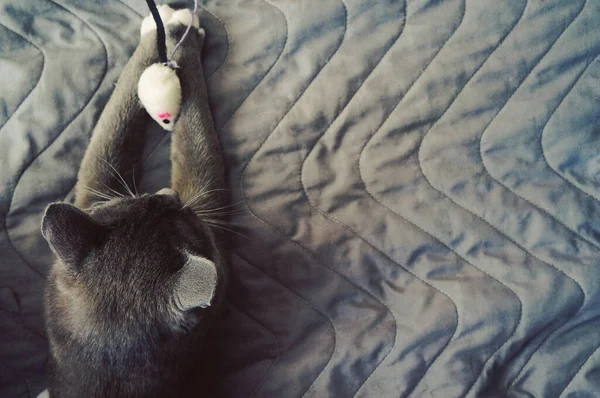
[{"x1": 41, "y1": 188, "x2": 224, "y2": 338}]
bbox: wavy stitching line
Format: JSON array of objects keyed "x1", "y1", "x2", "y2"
[
  {"x1": 456, "y1": 0, "x2": 593, "y2": 392},
  {"x1": 303, "y1": 184, "x2": 461, "y2": 396},
  {"x1": 226, "y1": 301, "x2": 280, "y2": 398},
  {"x1": 540, "y1": 56, "x2": 600, "y2": 204},
  {"x1": 216, "y1": 0, "x2": 287, "y2": 134},
  {"x1": 0, "y1": 305, "x2": 45, "y2": 339},
  {"x1": 418, "y1": 168, "x2": 585, "y2": 396},
  {"x1": 418, "y1": 0, "x2": 587, "y2": 396},
  {"x1": 293, "y1": 2, "x2": 480, "y2": 395},
  {"x1": 239, "y1": 0, "x2": 350, "y2": 394},
  {"x1": 560, "y1": 342, "x2": 600, "y2": 397},
  {"x1": 358, "y1": 1, "x2": 527, "y2": 386},
  {"x1": 113, "y1": 0, "x2": 143, "y2": 17},
  {"x1": 244, "y1": 319, "x2": 279, "y2": 398},
  {"x1": 202, "y1": 7, "x2": 231, "y2": 81},
  {"x1": 357, "y1": 0, "x2": 585, "y2": 395},
  {"x1": 481, "y1": 106, "x2": 600, "y2": 248},
  {"x1": 340, "y1": 1, "x2": 479, "y2": 395},
  {"x1": 0, "y1": 21, "x2": 46, "y2": 279},
  {"x1": 0, "y1": 363, "x2": 32, "y2": 398},
  {"x1": 236, "y1": 3, "x2": 398, "y2": 396},
  {"x1": 0, "y1": 23, "x2": 45, "y2": 131},
  {"x1": 412, "y1": 0, "x2": 540, "y2": 397},
  {"x1": 233, "y1": 252, "x2": 336, "y2": 398},
  {"x1": 484, "y1": 10, "x2": 595, "y2": 398},
  {"x1": 478, "y1": 7, "x2": 600, "y2": 253},
  {"x1": 416, "y1": 2, "x2": 589, "y2": 394},
  {"x1": 539, "y1": 55, "x2": 600, "y2": 398},
  {"x1": 300, "y1": 4, "x2": 412, "y2": 394},
  {"x1": 4, "y1": 0, "x2": 109, "y2": 278},
  {"x1": 415, "y1": 0, "x2": 589, "y2": 395}
]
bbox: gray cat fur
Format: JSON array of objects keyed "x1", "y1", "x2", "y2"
[{"x1": 40, "y1": 17, "x2": 228, "y2": 398}]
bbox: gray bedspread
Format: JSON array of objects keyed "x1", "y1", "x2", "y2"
[{"x1": 2, "y1": 0, "x2": 600, "y2": 396}]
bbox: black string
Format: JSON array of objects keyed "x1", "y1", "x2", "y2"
[{"x1": 145, "y1": 0, "x2": 167, "y2": 64}]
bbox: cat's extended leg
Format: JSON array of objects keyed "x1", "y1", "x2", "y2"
[
  {"x1": 165, "y1": 13, "x2": 227, "y2": 211},
  {"x1": 73, "y1": 7, "x2": 174, "y2": 209}
]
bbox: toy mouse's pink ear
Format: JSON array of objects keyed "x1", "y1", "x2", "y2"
[{"x1": 137, "y1": 63, "x2": 181, "y2": 131}]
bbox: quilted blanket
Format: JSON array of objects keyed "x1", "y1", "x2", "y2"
[{"x1": 2, "y1": 0, "x2": 600, "y2": 396}]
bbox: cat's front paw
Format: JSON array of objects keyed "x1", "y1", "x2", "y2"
[
  {"x1": 140, "y1": 4, "x2": 175, "y2": 37},
  {"x1": 170, "y1": 9, "x2": 200, "y2": 30},
  {"x1": 140, "y1": 5, "x2": 203, "y2": 38}
]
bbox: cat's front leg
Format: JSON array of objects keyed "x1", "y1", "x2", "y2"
[
  {"x1": 72, "y1": 10, "x2": 170, "y2": 209},
  {"x1": 158, "y1": 13, "x2": 227, "y2": 213}
]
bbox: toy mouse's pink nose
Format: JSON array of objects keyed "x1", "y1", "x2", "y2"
[{"x1": 158, "y1": 112, "x2": 172, "y2": 125}]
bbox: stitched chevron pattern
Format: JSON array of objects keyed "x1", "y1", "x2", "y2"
[{"x1": 1, "y1": 1, "x2": 599, "y2": 396}]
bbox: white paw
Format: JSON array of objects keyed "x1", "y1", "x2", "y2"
[
  {"x1": 169, "y1": 9, "x2": 200, "y2": 30},
  {"x1": 140, "y1": 4, "x2": 176, "y2": 37}
]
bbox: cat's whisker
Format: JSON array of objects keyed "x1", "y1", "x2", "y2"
[
  {"x1": 89, "y1": 169, "x2": 124, "y2": 198},
  {"x1": 200, "y1": 214, "x2": 253, "y2": 238},
  {"x1": 131, "y1": 169, "x2": 139, "y2": 196},
  {"x1": 181, "y1": 197, "x2": 201, "y2": 211},
  {"x1": 84, "y1": 188, "x2": 108, "y2": 198},
  {"x1": 102, "y1": 184, "x2": 125, "y2": 199},
  {"x1": 191, "y1": 203, "x2": 246, "y2": 217},
  {"x1": 189, "y1": 200, "x2": 245, "y2": 216},
  {"x1": 204, "y1": 221, "x2": 255, "y2": 241},
  {"x1": 196, "y1": 204, "x2": 244, "y2": 211},
  {"x1": 193, "y1": 209, "x2": 246, "y2": 219},
  {"x1": 181, "y1": 188, "x2": 231, "y2": 210},
  {"x1": 181, "y1": 188, "x2": 219, "y2": 209},
  {"x1": 181, "y1": 190, "x2": 206, "y2": 210},
  {"x1": 101, "y1": 159, "x2": 136, "y2": 198},
  {"x1": 201, "y1": 218, "x2": 247, "y2": 228},
  {"x1": 86, "y1": 198, "x2": 111, "y2": 209},
  {"x1": 84, "y1": 187, "x2": 115, "y2": 201},
  {"x1": 88, "y1": 194, "x2": 113, "y2": 202},
  {"x1": 191, "y1": 200, "x2": 244, "y2": 213}
]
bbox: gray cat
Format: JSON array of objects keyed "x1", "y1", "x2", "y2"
[{"x1": 39, "y1": 7, "x2": 228, "y2": 398}]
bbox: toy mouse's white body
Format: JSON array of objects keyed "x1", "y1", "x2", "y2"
[
  {"x1": 137, "y1": 5, "x2": 200, "y2": 131},
  {"x1": 138, "y1": 63, "x2": 181, "y2": 130}
]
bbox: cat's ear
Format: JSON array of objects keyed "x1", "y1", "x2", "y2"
[
  {"x1": 41, "y1": 203, "x2": 104, "y2": 267},
  {"x1": 174, "y1": 253, "x2": 218, "y2": 311}
]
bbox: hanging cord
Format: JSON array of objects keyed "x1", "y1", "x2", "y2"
[
  {"x1": 145, "y1": 0, "x2": 168, "y2": 64},
  {"x1": 144, "y1": 0, "x2": 200, "y2": 69},
  {"x1": 169, "y1": 0, "x2": 199, "y2": 65}
]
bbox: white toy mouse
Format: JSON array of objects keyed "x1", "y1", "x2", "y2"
[
  {"x1": 137, "y1": 2, "x2": 199, "y2": 131},
  {"x1": 137, "y1": 63, "x2": 181, "y2": 131}
]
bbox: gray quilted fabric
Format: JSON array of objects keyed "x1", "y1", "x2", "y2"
[{"x1": 1, "y1": 0, "x2": 600, "y2": 397}]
